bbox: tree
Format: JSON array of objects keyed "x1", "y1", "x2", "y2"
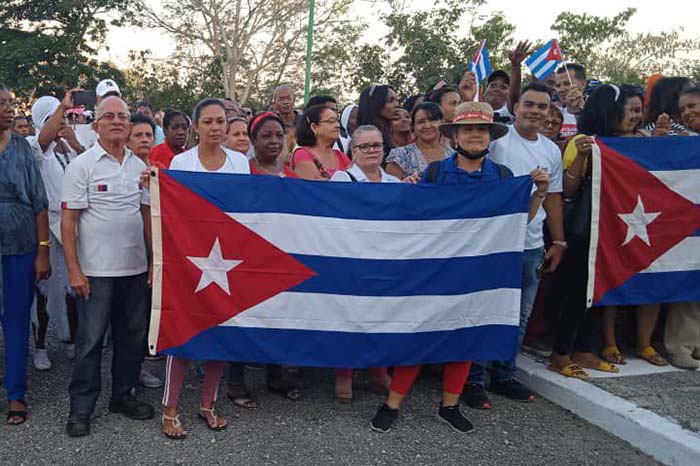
[
  {"x1": 138, "y1": 0, "x2": 352, "y2": 104},
  {"x1": 552, "y1": 9, "x2": 700, "y2": 84},
  {"x1": 376, "y1": 0, "x2": 514, "y2": 96},
  {"x1": 0, "y1": 0, "x2": 133, "y2": 98}
]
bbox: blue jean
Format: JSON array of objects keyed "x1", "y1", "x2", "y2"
[
  {"x1": 469, "y1": 247, "x2": 543, "y2": 386},
  {"x1": 1, "y1": 252, "x2": 36, "y2": 401},
  {"x1": 68, "y1": 273, "x2": 148, "y2": 420}
]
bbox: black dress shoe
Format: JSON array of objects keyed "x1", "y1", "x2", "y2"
[
  {"x1": 108, "y1": 394, "x2": 154, "y2": 420},
  {"x1": 66, "y1": 419, "x2": 90, "y2": 437}
]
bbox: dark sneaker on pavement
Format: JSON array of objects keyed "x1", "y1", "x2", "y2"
[
  {"x1": 462, "y1": 383, "x2": 491, "y2": 409},
  {"x1": 108, "y1": 393, "x2": 155, "y2": 420},
  {"x1": 438, "y1": 405, "x2": 475, "y2": 433},
  {"x1": 370, "y1": 404, "x2": 399, "y2": 433},
  {"x1": 66, "y1": 418, "x2": 90, "y2": 437},
  {"x1": 488, "y1": 379, "x2": 535, "y2": 402}
]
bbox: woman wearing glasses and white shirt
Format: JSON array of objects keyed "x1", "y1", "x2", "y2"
[
  {"x1": 330, "y1": 125, "x2": 401, "y2": 184},
  {"x1": 162, "y1": 98, "x2": 249, "y2": 440}
]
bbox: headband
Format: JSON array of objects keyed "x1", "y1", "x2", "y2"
[
  {"x1": 250, "y1": 111, "x2": 280, "y2": 137},
  {"x1": 610, "y1": 84, "x2": 621, "y2": 102}
]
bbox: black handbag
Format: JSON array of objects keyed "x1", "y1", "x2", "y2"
[{"x1": 564, "y1": 175, "x2": 592, "y2": 239}]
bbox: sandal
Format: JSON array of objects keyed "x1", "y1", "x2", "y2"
[
  {"x1": 162, "y1": 412, "x2": 187, "y2": 440},
  {"x1": 547, "y1": 363, "x2": 590, "y2": 381},
  {"x1": 226, "y1": 383, "x2": 257, "y2": 409},
  {"x1": 638, "y1": 346, "x2": 668, "y2": 366},
  {"x1": 335, "y1": 376, "x2": 353, "y2": 403},
  {"x1": 267, "y1": 379, "x2": 302, "y2": 401},
  {"x1": 601, "y1": 345, "x2": 627, "y2": 365},
  {"x1": 199, "y1": 405, "x2": 228, "y2": 431},
  {"x1": 368, "y1": 375, "x2": 391, "y2": 396},
  {"x1": 7, "y1": 399, "x2": 28, "y2": 425},
  {"x1": 572, "y1": 355, "x2": 620, "y2": 374}
]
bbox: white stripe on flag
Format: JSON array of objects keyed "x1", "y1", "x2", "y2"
[
  {"x1": 478, "y1": 59, "x2": 487, "y2": 80},
  {"x1": 527, "y1": 51, "x2": 548, "y2": 71},
  {"x1": 228, "y1": 212, "x2": 528, "y2": 260},
  {"x1": 651, "y1": 169, "x2": 700, "y2": 203},
  {"x1": 641, "y1": 237, "x2": 700, "y2": 273},
  {"x1": 223, "y1": 289, "x2": 522, "y2": 333},
  {"x1": 534, "y1": 61, "x2": 557, "y2": 79}
]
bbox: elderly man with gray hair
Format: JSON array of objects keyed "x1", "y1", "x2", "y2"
[
  {"x1": 61, "y1": 96, "x2": 154, "y2": 437},
  {"x1": 272, "y1": 84, "x2": 301, "y2": 131}
]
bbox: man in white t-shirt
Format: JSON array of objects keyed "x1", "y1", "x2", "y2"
[
  {"x1": 463, "y1": 83, "x2": 566, "y2": 408},
  {"x1": 555, "y1": 63, "x2": 587, "y2": 138},
  {"x1": 62, "y1": 96, "x2": 154, "y2": 437}
]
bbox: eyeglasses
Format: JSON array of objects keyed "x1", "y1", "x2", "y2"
[
  {"x1": 97, "y1": 112, "x2": 130, "y2": 122},
  {"x1": 317, "y1": 118, "x2": 339, "y2": 125},
  {"x1": 0, "y1": 99, "x2": 16, "y2": 109},
  {"x1": 353, "y1": 143, "x2": 384, "y2": 153}
]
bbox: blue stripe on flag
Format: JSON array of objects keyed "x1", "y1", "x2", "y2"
[
  {"x1": 163, "y1": 324, "x2": 518, "y2": 368},
  {"x1": 525, "y1": 40, "x2": 559, "y2": 80},
  {"x1": 163, "y1": 170, "x2": 533, "y2": 221},
  {"x1": 471, "y1": 44, "x2": 493, "y2": 82},
  {"x1": 289, "y1": 252, "x2": 523, "y2": 296},
  {"x1": 595, "y1": 270, "x2": 700, "y2": 306},
  {"x1": 600, "y1": 137, "x2": 700, "y2": 171}
]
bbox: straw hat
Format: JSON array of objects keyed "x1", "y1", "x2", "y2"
[{"x1": 439, "y1": 102, "x2": 509, "y2": 140}]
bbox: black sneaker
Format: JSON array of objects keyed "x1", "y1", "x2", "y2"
[
  {"x1": 370, "y1": 404, "x2": 399, "y2": 433},
  {"x1": 462, "y1": 383, "x2": 491, "y2": 409},
  {"x1": 66, "y1": 418, "x2": 90, "y2": 437},
  {"x1": 108, "y1": 393, "x2": 155, "y2": 420},
  {"x1": 438, "y1": 405, "x2": 475, "y2": 433},
  {"x1": 488, "y1": 379, "x2": 535, "y2": 402}
]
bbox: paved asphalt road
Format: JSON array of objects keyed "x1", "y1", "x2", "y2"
[{"x1": 0, "y1": 337, "x2": 660, "y2": 466}]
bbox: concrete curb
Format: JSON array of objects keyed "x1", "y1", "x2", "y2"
[{"x1": 516, "y1": 355, "x2": 700, "y2": 466}]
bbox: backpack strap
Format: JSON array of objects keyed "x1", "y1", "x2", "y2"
[
  {"x1": 345, "y1": 170, "x2": 358, "y2": 182},
  {"x1": 425, "y1": 161, "x2": 442, "y2": 184},
  {"x1": 495, "y1": 163, "x2": 513, "y2": 179}
]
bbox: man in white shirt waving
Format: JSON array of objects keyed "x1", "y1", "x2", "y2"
[{"x1": 463, "y1": 83, "x2": 566, "y2": 409}]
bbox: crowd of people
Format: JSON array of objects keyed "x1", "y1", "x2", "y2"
[{"x1": 1, "y1": 39, "x2": 699, "y2": 438}]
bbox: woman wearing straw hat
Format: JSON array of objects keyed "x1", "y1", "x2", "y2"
[{"x1": 370, "y1": 102, "x2": 550, "y2": 434}]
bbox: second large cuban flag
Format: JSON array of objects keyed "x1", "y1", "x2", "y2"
[
  {"x1": 588, "y1": 137, "x2": 700, "y2": 307},
  {"x1": 148, "y1": 170, "x2": 532, "y2": 367}
]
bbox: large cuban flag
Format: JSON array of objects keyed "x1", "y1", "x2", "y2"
[
  {"x1": 148, "y1": 170, "x2": 533, "y2": 367},
  {"x1": 587, "y1": 138, "x2": 700, "y2": 307}
]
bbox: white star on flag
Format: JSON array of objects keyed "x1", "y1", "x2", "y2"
[
  {"x1": 187, "y1": 237, "x2": 243, "y2": 294},
  {"x1": 618, "y1": 195, "x2": 661, "y2": 246}
]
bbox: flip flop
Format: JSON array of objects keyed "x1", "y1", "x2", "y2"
[
  {"x1": 547, "y1": 363, "x2": 590, "y2": 381},
  {"x1": 601, "y1": 345, "x2": 627, "y2": 365},
  {"x1": 588, "y1": 360, "x2": 620, "y2": 373},
  {"x1": 7, "y1": 399, "x2": 28, "y2": 425},
  {"x1": 226, "y1": 384, "x2": 258, "y2": 409},
  {"x1": 638, "y1": 346, "x2": 668, "y2": 366}
]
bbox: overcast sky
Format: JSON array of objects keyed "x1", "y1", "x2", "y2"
[{"x1": 101, "y1": 0, "x2": 700, "y2": 66}]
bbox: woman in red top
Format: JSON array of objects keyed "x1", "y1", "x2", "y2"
[
  {"x1": 149, "y1": 110, "x2": 190, "y2": 168},
  {"x1": 226, "y1": 112, "x2": 301, "y2": 410},
  {"x1": 291, "y1": 106, "x2": 350, "y2": 179}
]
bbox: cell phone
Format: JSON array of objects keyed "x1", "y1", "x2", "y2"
[
  {"x1": 536, "y1": 258, "x2": 546, "y2": 279},
  {"x1": 72, "y1": 90, "x2": 97, "y2": 110}
]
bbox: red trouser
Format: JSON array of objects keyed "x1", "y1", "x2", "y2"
[
  {"x1": 390, "y1": 362, "x2": 472, "y2": 396},
  {"x1": 162, "y1": 356, "x2": 226, "y2": 408}
]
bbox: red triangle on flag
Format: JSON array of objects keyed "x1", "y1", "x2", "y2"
[
  {"x1": 546, "y1": 40, "x2": 563, "y2": 62},
  {"x1": 592, "y1": 142, "x2": 700, "y2": 303},
  {"x1": 155, "y1": 172, "x2": 317, "y2": 352}
]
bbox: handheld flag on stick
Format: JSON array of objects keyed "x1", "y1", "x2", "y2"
[
  {"x1": 470, "y1": 40, "x2": 492, "y2": 84},
  {"x1": 525, "y1": 39, "x2": 563, "y2": 81}
]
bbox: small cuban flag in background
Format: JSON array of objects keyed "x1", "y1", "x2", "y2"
[
  {"x1": 470, "y1": 40, "x2": 493, "y2": 84},
  {"x1": 525, "y1": 39, "x2": 564, "y2": 80}
]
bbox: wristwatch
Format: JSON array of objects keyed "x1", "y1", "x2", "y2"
[{"x1": 551, "y1": 240, "x2": 568, "y2": 249}]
